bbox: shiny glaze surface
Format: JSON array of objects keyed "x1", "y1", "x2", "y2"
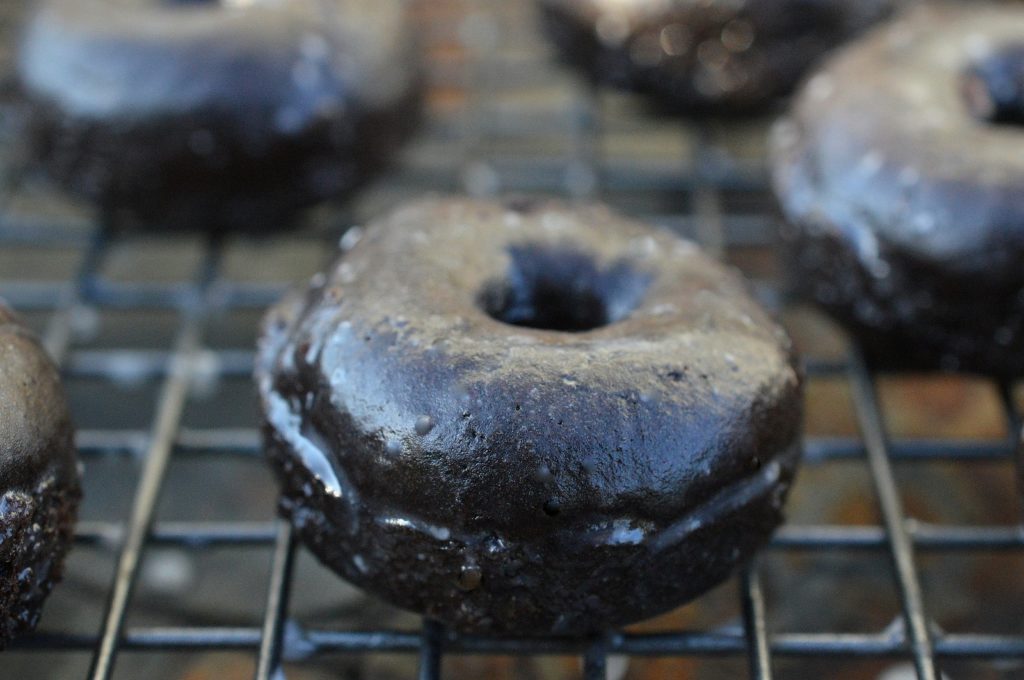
[
  {"x1": 0, "y1": 303, "x2": 80, "y2": 646},
  {"x1": 257, "y1": 197, "x2": 803, "y2": 634},
  {"x1": 772, "y1": 3, "x2": 1024, "y2": 375},
  {"x1": 539, "y1": 0, "x2": 895, "y2": 114}
]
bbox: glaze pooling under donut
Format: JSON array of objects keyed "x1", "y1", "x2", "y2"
[
  {"x1": 539, "y1": 0, "x2": 897, "y2": 114},
  {"x1": 0, "y1": 303, "x2": 80, "y2": 646},
  {"x1": 257, "y1": 197, "x2": 803, "y2": 635},
  {"x1": 772, "y1": 3, "x2": 1024, "y2": 375},
  {"x1": 15, "y1": 0, "x2": 423, "y2": 232}
]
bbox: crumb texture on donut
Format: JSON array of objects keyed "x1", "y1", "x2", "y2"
[
  {"x1": 0, "y1": 469, "x2": 79, "y2": 647},
  {"x1": 257, "y1": 197, "x2": 802, "y2": 634}
]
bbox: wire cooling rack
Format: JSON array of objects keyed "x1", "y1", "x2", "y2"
[{"x1": 1, "y1": 2, "x2": 1023, "y2": 679}]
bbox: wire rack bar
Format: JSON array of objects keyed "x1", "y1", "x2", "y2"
[
  {"x1": 15, "y1": 626, "x2": 1024, "y2": 661},
  {"x1": 996, "y1": 382, "x2": 1024, "y2": 524},
  {"x1": 88, "y1": 238, "x2": 223, "y2": 680},
  {"x1": 2, "y1": 280, "x2": 283, "y2": 312},
  {"x1": 75, "y1": 427, "x2": 261, "y2": 457},
  {"x1": 692, "y1": 125, "x2": 726, "y2": 259},
  {"x1": 417, "y1": 620, "x2": 445, "y2": 680},
  {"x1": 74, "y1": 521, "x2": 278, "y2": 548},
  {"x1": 740, "y1": 563, "x2": 773, "y2": 679},
  {"x1": 582, "y1": 635, "x2": 608, "y2": 680},
  {"x1": 255, "y1": 522, "x2": 297, "y2": 680},
  {"x1": 848, "y1": 349, "x2": 940, "y2": 680},
  {"x1": 64, "y1": 349, "x2": 255, "y2": 380},
  {"x1": 40, "y1": 233, "x2": 107, "y2": 363}
]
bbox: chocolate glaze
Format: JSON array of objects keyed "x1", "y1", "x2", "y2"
[
  {"x1": 15, "y1": 0, "x2": 423, "y2": 232},
  {"x1": 539, "y1": 0, "x2": 896, "y2": 114},
  {"x1": 257, "y1": 197, "x2": 803, "y2": 635},
  {"x1": 0, "y1": 303, "x2": 80, "y2": 646},
  {"x1": 772, "y1": 3, "x2": 1024, "y2": 375}
]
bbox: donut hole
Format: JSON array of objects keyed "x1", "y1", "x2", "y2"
[
  {"x1": 963, "y1": 47, "x2": 1024, "y2": 126},
  {"x1": 478, "y1": 243, "x2": 651, "y2": 332}
]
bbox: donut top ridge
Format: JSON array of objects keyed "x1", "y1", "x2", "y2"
[{"x1": 257, "y1": 197, "x2": 802, "y2": 540}]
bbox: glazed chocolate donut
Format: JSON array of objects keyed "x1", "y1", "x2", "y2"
[
  {"x1": 256, "y1": 197, "x2": 803, "y2": 635},
  {"x1": 15, "y1": 0, "x2": 422, "y2": 232},
  {"x1": 772, "y1": 3, "x2": 1024, "y2": 376},
  {"x1": 0, "y1": 302, "x2": 80, "y2": 646},
  {"x1": 539, "y1": 0, "x2": 897, "y2": 114}
]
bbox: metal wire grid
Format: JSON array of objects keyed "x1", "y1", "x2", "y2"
[{"x1": 0, "y1": 2, "x2": 1022, "y2": 679}]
